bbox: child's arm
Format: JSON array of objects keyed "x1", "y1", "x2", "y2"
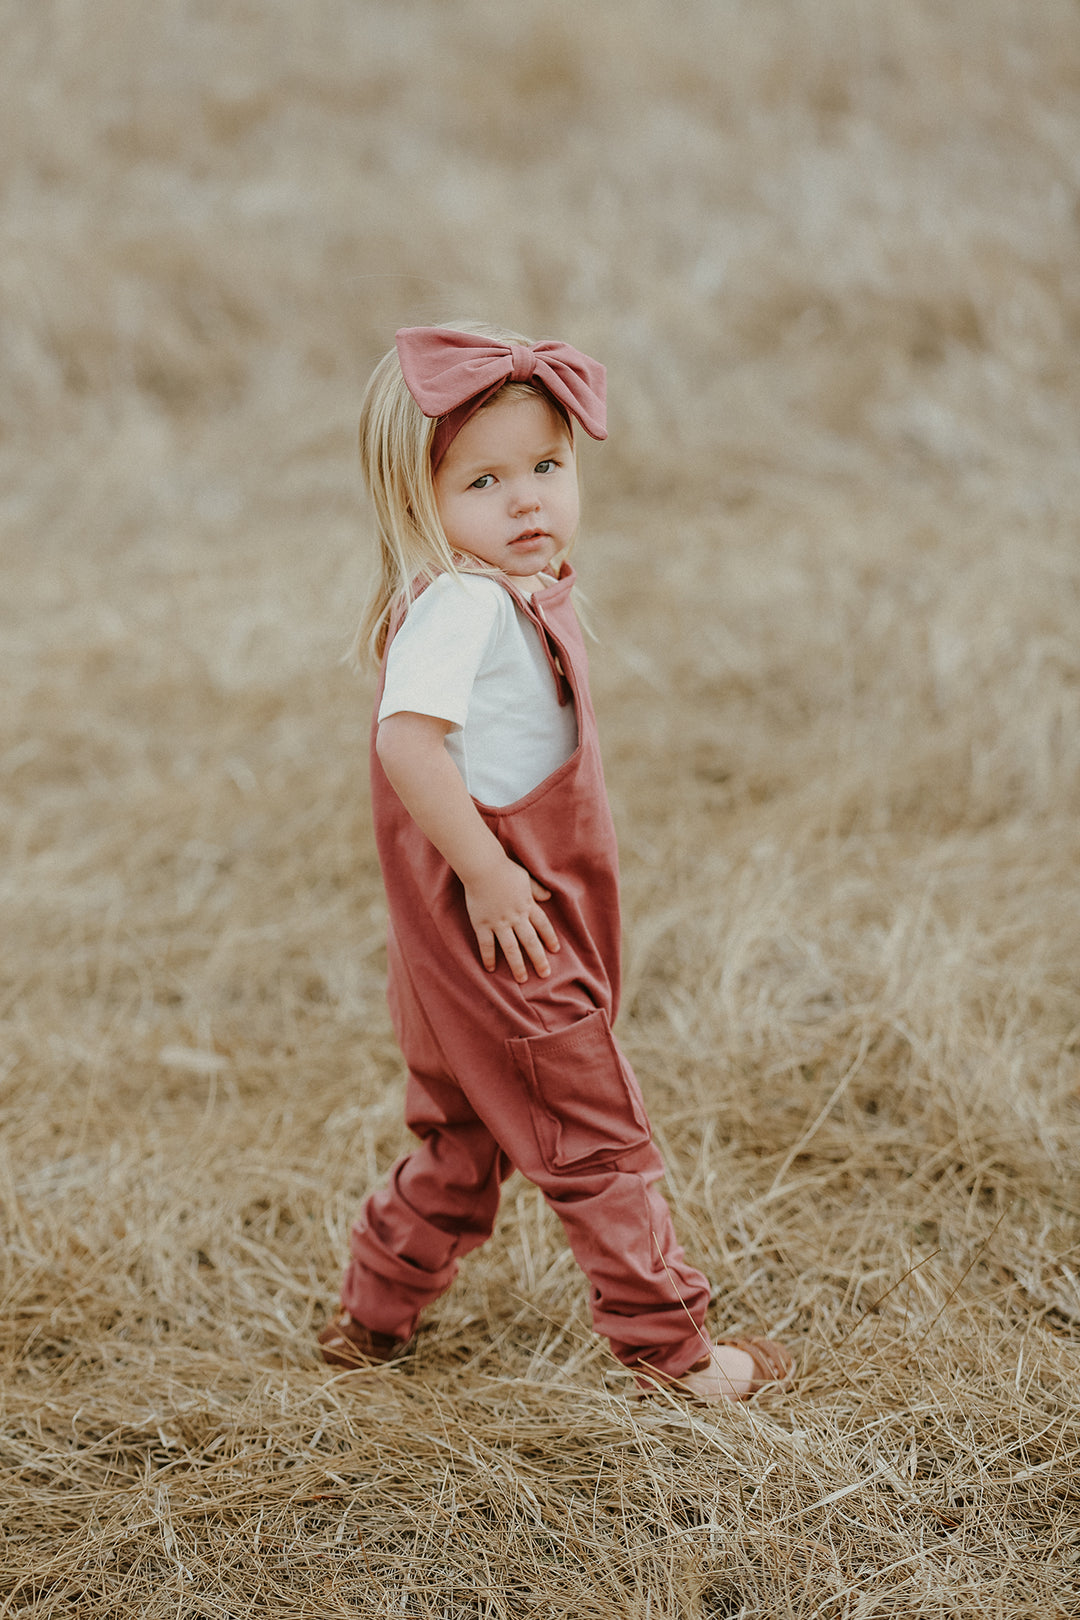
[{"x1": 376, "y1": 711, "x2": 559, "y2": 984}]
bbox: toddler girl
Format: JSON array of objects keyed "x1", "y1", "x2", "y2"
[{"x1": 318, "y1": 321, "x2": 793, "y2": 1401}]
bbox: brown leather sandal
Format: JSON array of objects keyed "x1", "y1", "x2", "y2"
[
  {"x1": 634, "y1": 1336, "x2": 794, "y2": 1402},
  {"x1": 317, "y1": 1311, "x2": 410, "y2": 1370}
]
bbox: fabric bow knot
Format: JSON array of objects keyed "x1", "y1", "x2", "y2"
[{"x1": 395, "y1": 326, "x2": 607, "y2": 468}]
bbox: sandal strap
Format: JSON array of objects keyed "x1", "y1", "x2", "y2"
[
  {"x1": 632, "y1": 1335, "x2": 794, "y2": 1400},
  {"x1": 722, "y1": 1336, "x2": 795, "y2": 1387},
  {"x1": 317, "y1": 1313, "x2": 407, "y2": 1367}
]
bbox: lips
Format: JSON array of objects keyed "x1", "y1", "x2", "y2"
[{"x1": 511, "y1": 529, "x2": 547, "y2": 544}]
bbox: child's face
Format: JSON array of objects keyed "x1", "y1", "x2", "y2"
[{"x1": 432, "y1": 392, "x2": 579, "y2": 587}]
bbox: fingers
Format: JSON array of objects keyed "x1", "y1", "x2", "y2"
[
  {"x1": 497, "y1": 931, "x2": 530, "y2": 985},
  {"x1": 473, "y1": 925, "x2": 497, "y2": 974},
  {"x1": 473, "y1": 919, "x2": 545, "y2": 983},
  {"x1": 531, "y1": 904, "x2": 559, "y2": 956},
  {"x1": 513, "y1": 887, "x2": 560, "y2": 980},
  {"x1": 465, "y1": 865, "x2": 558, "y2": 982},
  {"x1": 497, "y1": 920, "x2": 549, "y2": 985}
]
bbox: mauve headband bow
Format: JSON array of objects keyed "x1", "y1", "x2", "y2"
[{"x1": 394, "y1": 326, "x2": 607, "y2": 469}]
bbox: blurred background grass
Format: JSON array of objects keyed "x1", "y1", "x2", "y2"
[{"x1": 3, "y1": 2, "x2": 1080, "y2": 1615}]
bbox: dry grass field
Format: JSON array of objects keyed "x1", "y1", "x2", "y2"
[{"x1": 3, "y1": 1, "x2": 1080, "y2": 1614}]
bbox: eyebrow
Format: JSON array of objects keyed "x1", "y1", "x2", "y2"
[{"x1": 453, "y1": 439, "x2": 570, "y2": 477}]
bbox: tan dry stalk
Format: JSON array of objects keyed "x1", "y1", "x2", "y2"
[{"x1": 2, "y1": 1, "x2": 1080, "y2": 1614}]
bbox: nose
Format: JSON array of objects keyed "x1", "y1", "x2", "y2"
[{"x1": 509, "y1": 479, "x2": 541, "y2": 515}]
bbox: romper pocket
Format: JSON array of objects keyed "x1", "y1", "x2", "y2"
[{"x1": 506, "y1": 1009, "x2": 653, "y2": 1173}]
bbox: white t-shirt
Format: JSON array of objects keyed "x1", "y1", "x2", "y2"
[{"x1": 378, "y1": 573, "x2": 578, "y2": 807}]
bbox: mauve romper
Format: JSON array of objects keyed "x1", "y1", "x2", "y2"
[{"x1": 341, "y1": 563, "x2": 711, "y2": 1377}]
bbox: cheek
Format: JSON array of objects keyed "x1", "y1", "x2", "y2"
[{"x1": 438, "y1": 496, "x2": 469, "y2": 539}]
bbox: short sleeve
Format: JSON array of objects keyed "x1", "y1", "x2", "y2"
[{"x1": 378, "y1": 574, "x2": 502, "y2": 729}]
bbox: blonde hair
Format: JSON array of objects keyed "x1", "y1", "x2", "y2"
[{"x1": 350, "y1": 320, "x2": 575, "y2": 667}]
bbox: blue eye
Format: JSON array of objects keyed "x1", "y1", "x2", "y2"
[
  {"x1": 470, "y1": 474, "x2": 495, "y2": 489},
  {"x1": 535, "y1": 460, "x2": 555, "y2": 474}
]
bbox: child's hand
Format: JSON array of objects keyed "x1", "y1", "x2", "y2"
[
  {"x1": 463, "y1": 859, "x2": 559, "y2": 984},
  {"x1": 375, "y1": 712, "x2": 559, "y2": 982}
]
